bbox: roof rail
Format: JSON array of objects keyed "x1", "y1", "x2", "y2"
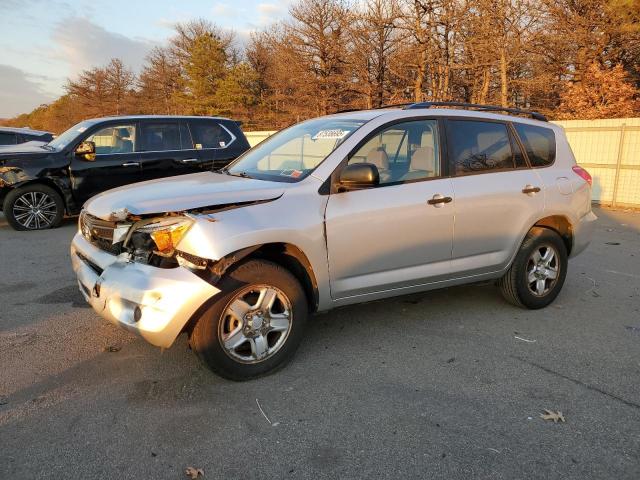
[
  {"x1": 334, "y1": 103, "x2": 414, "y2": 114},
  {"x1": 403, "y1": 101, "x2": 548, "y2": 122}
]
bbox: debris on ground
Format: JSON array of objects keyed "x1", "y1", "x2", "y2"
[
  {"x1": 185, "y1": 466, "x2": 204, "y2": 479},
  {"x1": 256, "y1": 398, "x2": 279, "y2": 426},
  {"x1": 514, "y1": 335, "x2": 536, "y2": 343},
  {"x1": 624, "y1": 325, "x2": 640, "y2": 334},
  {"x1": 585, "y1": 277, "x2": 600, "y2": 297},
  {"x1": 103, "y1": 345, "x2": 121, "y2": 353},
  {"x1": 540, "y1": 409, "x2": 565, "y2": 423}
]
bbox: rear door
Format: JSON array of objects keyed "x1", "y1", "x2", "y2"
[
  {"x1": 70, "y1": 122, "x2": 142, "y2": 205},
  {"x1": 445, "y1": 118, "x2": 545, "y2": 276},
  {"x1": 189, "y1": 119, "x2": 241, "y2": 170},
  {"x1": 138, "y1": 120, "x2": 200, "y2": 181}
]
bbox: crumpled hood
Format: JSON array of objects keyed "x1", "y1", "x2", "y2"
[{"x1": 85, "y1": 172, "x2": 287, "y2": 220}]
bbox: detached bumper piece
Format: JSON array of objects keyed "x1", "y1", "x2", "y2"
[{"x1": 71, "y1": 233, "x2": 219, "y2": 348}]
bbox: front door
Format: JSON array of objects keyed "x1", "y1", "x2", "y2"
[
  {"x1": 445, "y1": 119, "x2": 545, "y2": 275},
  {"x1": 70, "y1": 123, "x2": 142, "y2": 205},
  {"x1": 325, "y1": 119, "x2": 455, "y2": 300}
]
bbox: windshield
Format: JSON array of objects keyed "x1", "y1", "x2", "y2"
[
  {"x1": 227, "y1": 117, "x2": 367, "y2": 182},
  {"x1": 47, "y1": 120, "x2": 94, "y2": 150}
]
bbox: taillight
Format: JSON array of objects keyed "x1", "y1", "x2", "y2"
[{"x1": 572, "y1": 165, "x2": 592, "y2": 186}]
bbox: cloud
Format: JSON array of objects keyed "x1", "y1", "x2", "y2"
[
  {"x1": 51, "y1": 16, "x2": 156, "y2": 77},
  {"x1": 256, "y1": 2, "x2": 290, "y2": 25},
  {"x1": 0, "y1": 65, "x2": 55, "y2": 118},
  {"x1": 212, "y1": 2, "x2": 237, "y2": 18}
]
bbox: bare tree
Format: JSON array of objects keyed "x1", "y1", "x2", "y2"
[{"x1": 350, "y1": 0, "x2": 402, "y2": 107}]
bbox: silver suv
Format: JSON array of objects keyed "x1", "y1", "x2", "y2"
[{"x1": 71, "y1": 103, "x2": 596, "y2": 380}]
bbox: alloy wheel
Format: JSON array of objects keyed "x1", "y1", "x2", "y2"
[
  {"x1": 219, "y1": 285, "x2": 293, "y2": 364},
  {"x1": 12, "y1": 191, "x2": 58, "y2": 230},
  {"x1": 526, "y1": 244, "x2": 560, "y2": 296}
]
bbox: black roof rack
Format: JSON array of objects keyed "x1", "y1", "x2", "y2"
[
  {"x1": 334, "y1": 103, "x2": 414, "y2": 114},
  {"x1": 404, "y1": 101, "x2": 547, "y2": 122}
]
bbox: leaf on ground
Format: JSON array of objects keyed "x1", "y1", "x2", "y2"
[
  {"x1": 103, "y1": 345, "x2": 121, "y2": 352},
  {"x1": 540, "y1": 409, "x2": 565, "y2": 423},
  {"x1": 185, "y1": 466, "x2": 204, "y2": 479}
]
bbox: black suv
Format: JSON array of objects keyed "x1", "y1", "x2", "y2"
[
  {"x1": 0, "y1": 116, "x2": 250, "y2": 230},
  {"x1": 0, "y1": 127, "x2": 54, "y2": 146}
]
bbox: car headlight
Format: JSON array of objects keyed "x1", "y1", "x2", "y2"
[{"x1": 135, "y1": 217, "x2": 194, "y2": 256}]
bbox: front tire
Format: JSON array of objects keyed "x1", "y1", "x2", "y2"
[
  {"x1": 3, "y1": 184, "x2": 64, "y2": 231},
  {"x1": 498, "y1": 227, "x2": 568, "y2": 309},
  {"x1": 190, "y1": 259, "x2": 308, "y2": 381}
]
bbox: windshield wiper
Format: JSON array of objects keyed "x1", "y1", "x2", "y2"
[{"x1": 225, "y1": 170, "x2": 252, "y2": 178}]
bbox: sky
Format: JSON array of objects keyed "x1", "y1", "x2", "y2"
[{"x1": 0, "y1": 0, "x2": 292, "y2": 118}]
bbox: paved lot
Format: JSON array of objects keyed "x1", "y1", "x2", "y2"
[{"x1": 1, "y1": 207, "x2": 639, "y2": 479}]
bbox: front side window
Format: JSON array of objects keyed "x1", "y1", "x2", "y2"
[
  {"x1": 449, "y1": 120, "x2": 516, "y2": 175},
  {"x1": 514, "y1": 123, "x2": 556, "y2": 167},
  {"x1": 191, "y1": 122, "x2": 232, "y2": 149},
  {"x1": 0, "y1": 132, "x2": 16, "y2": 145},
  {"x1": 140, "y1": 122, "x2": 181, "y2": 151},
  {"x1": 227, "y1": 118, "x2": 366, "y2": 182},
  {"x1": 86, "y1": 125, "x2": 136, "y2": 155},
  {"x1": 347, "y1": 119, "x2": 440, "y2": 184}
]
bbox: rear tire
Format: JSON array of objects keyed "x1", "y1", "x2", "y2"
[
  {"x1": 3, "y1": 184, "x2": 64, "y2": 231},
  {"x1": 498, "y1": 227, "x2": 568, "y2": 309},
  {"x1": 190, "y1": 259, "x2": 308, "y2": 381}
]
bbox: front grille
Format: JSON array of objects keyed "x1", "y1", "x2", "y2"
[{"x1": 80, "y1": 211, "x2": 122, "y2": 255}]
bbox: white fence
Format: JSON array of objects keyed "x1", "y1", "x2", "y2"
[
  {"x1": 245, "y1": 117, "x2": 640, "y2": 207},
  {"x1": 552, "y1": 118, "x2": 640, "y2": 207}
]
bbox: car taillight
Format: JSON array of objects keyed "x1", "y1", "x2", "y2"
[{"x1": 572, "y1": 165, "x2": 592, "y2": 186}]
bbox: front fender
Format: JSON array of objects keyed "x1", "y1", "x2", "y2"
[
  {"x1": 176, "y1": 184, "x2": 333, "y2": 310},
  {"x1": 0, "y1": 165, "x2": 74, "y2": 213}
]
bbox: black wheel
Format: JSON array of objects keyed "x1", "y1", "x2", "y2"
[
  {"x1": 190, "y1": 259, "x2": 308, "y2": 381},
  {"x1": 498, "y1": 227, "x2": 568, "y2": 309},
  {"x1": 3, "y1": 184, "x2": 64, "y2": 231}
]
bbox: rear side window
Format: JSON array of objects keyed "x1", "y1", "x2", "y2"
[
  {"x1": 448, "y1": 120, "x2": 515, "y2": 175},
  {"x1": 140, "y1": 122, "x2": 181, "y2": 151},
  {"x1": 0, "y1": 132, "x2": 17, "y2": 145},
  {"x1": 514, "y1": 123, "x2": 556, "y2": 167},
  {"x1": 190, "y1": 121, "x2": 233, "y2": 149}
]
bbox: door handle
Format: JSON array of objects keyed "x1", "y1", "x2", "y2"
[
  {"x1": 427, "y1": 194, "x2": 453, "y2": 207},
  {"x1": 179, "y1": 158, "x2": 199, "y2": 164},
  {"x1": 121, "y1": 162, "x2": 140, "y2": 167},
  {"x1": 522, "y1": 185, "x2": 541, "y2": 195}
]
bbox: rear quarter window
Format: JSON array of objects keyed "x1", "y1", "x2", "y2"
[
  {"x1": 190, "y1": 121, "x2": 233, "y2": 149},
  {"x1": 514, "y1": 123, "x2": 556, "y2": 167}
]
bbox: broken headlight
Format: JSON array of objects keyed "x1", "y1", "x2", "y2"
[{"x1": 133, "y1": 216, "x2": 194, "y2": 257}]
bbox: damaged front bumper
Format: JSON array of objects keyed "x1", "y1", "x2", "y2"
[{"x1": 71, "y1": 233, "x2": 219, "y2": 348}]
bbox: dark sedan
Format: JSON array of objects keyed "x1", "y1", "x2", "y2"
[{"x1": 0, "y1": 127, "x2": 54, "y2": 146}]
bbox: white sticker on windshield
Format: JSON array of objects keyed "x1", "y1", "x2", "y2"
[
  {"x1": 77, "y1": 127, "x2": 87, "y2": 133},
  {"x1": 312, "y1": 129, "x2": 348, "y2": 140}
]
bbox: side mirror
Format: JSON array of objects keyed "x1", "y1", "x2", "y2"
[
  {"x1": 338, "y1": 163, "x2": 380, "y2": 191},
  {"x1": 75, "y1": 141, "x2": 96, "y2": 161}
]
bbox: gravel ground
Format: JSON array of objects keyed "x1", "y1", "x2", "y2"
[{"x1": 1, "y1": 206, "x2": 639, "y2": 479}]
